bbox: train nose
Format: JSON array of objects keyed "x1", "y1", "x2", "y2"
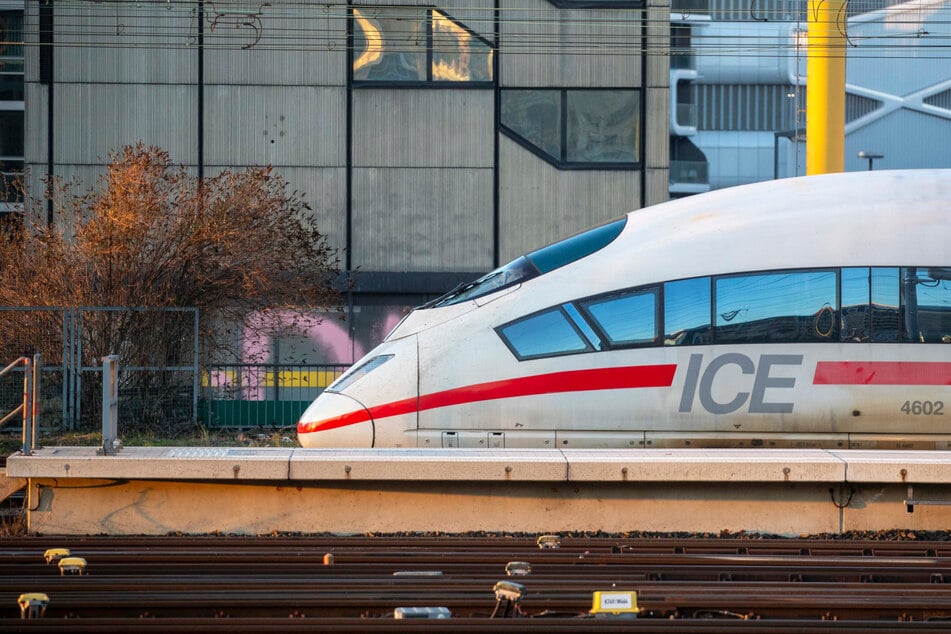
[{"x1": 297, "y1": 392, "x2": 374, "y2": 448}]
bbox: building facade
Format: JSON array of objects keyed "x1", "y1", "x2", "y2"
[
  {"x1": 22, "y1": 0, "x2": 669, "y2": 366},
  {"x1": 670, "y1": 0, "x2": 951, "y2": 191}
]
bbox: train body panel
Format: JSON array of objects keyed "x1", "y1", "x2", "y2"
[{"x1": 298, "y1": 170, "x2": 951, "y2": 449}]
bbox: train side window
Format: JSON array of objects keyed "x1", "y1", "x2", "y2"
[
  {"x1": 581, "y1": 288, "x2": 658, "y2": 347},
  {"x1": 715, "y1": 270, "x2": 837, "y2": 344},
  {"x1": 871, "y1": 268, "x2": 902, "y2": 342},
  {"x1": 903, "y1": 268, "x2": 951, "y2": 343},
  {"x1": 563, "y1": 303, "x2": 604, "y2": 350},
  {"x1": 841, "y1": 268, "x2": 870, "y2": 342},
  {"x1": 664, "y1": 277, "x2": 711, "y2": 345},
  {"x1": 497, "y1": 307, "x2": 593, "y2": 360}
]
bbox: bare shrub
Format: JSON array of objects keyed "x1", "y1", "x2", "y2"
[{"x1": 0, "y1": 144, "x2": 341, "y2": 434}]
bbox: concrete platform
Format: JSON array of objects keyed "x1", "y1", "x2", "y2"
[
  {"x1": 7, "y1": 447, "x2": 951, "y2": 536},
  {"x1": 0, "y1": 468, "x2": 25, "y2": 503}
]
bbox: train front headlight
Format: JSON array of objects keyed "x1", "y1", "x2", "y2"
[
  {"x1": 327, "y1": 354, "x2": 394, "y2": 392},
  {"x1": 297, "y1": 392, "x2": 374, "y2": 448}
]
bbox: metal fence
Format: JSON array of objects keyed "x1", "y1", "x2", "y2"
[
  {"x1": 0, "y1": 307, "x2": 69, "y2": 430},
  {"x1": 202, "y1": 363, "x2": 350, "y2": 430},
  {"x1": 0, "y1": 307, "x2": 199, "y2": 433},
  {"x1": 0, "y1": 306, "x2": 351, "y2": 436}
]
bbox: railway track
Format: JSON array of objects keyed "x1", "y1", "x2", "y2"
[{"x1": 2, "y1": 534, "x2": 951, "y2": 631}]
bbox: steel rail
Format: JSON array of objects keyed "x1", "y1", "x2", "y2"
[
  {"x1": 3, "y1": 535, "x2": 951, "y2": 624},
  {"x1": 3, "y1": 616, "x2": 951, "y2": 633}
]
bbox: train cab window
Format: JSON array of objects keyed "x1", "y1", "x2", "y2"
[
  {"x1": 903, "y1": 267, "x2": 951, "y2": 343},
  {"x1": 526, "y1": 217, "x2": 627, "y2": 274},
  {"x1": 581, "y1": 288, "x2": 658, "y2": 347},
  {"x1": 426, "y1": 217, "x2": 626, "y2": 308},
  {"x1": 426, "y1": 256, "x2": 539, "y2": 308},
  {"x1": 664, "y1": 277, "x2": 711, "y2": 345},
  {"x1": 714, "y1": 270, "x2": 837, "y2": 344},
  {"x1": 563, "y1": 303, "x2": 604, "y2": 350},
  {"x1": 498, "y1": 307, "x2": 593, "y2": 360}
]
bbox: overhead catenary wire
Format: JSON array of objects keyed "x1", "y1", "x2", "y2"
[{"x1": 13, "y1": 0, "x2": 951, "y2": 58}]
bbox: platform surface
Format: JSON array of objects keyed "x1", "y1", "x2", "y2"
[
  {"x1": 8, "y1": 447, "x2": 951, "y2": 535},
  {"x1": 8, "y1": 446, "x2": 951, "y2": 484}
]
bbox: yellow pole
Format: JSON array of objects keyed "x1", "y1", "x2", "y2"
[{"x1": 806, "y1": 0, "x2": 846, "y2": 175}]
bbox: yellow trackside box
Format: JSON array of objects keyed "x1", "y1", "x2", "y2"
[{"x1": 590, "y1": 590, "x2": 639, "y2": 617}]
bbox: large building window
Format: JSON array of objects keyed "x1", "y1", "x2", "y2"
[
  {"x1": 501, "y1": 89, "x2": 640, "y2": 168},
  {"x1": 351, "y1": 7, "x2": 493, "y2": 84},
  {"x1": 0, "y1": 8, "x2": 22, "y2": 208}
]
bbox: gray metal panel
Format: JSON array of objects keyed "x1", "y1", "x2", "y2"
[
  {"x1": 500, "y1": 0, "x2": 641, "y2": 88},
  {"x1": 204, "y1": 0, "x2": 347, "y2": 87},
  {"x1": 352, "y1": 167, "x2": 493, "y2": 272},
  {"x1": 848, "y1": 5, "x2": 951, "y2": 97},
  {"x1": 498, "y1": 136, "x2": 639, "y2": 262},
  {"x1": 204, "y1": 85, "x2": 345, "y2": 167},
  {"x1": 23, "y1": 1, "x2": 37, "y2": 82},
  {"x1": 202, "y1": 165, "x2": 347, "y2": 254},
  {"x1": 54, "y1": 2, "x2": 196, "y2": 83},
  {"x1": 24, "y1": 82, "x2": 47, "y2": 165},
  {"x1": 53, "y1": 84, "x2": 198, "y2": 164},
  {"x1": 53, "y1": 164, "x2": 201, "y2": 185},
  {"x1": 645, "y1": 4, "x2": 670, "y2": 89},
  {"x1": 23, "y1": 167, "x2": 48, "y2": 225},
  {"x1": 269, "y1": 166, "x2": 348, "y2": 255},
  {"x1": 645, "y1": 86, "x2": 669, "y2": 169},
  {"x1": 845, "y1": 109, "x2": 951, "y2": 171},
  {"x1": 353, "y1": 89, "x2": 494, "y2": 168},
  {"x1": 644, "y1": 167, "x2": 669, "y2": 207},
  {"x1": 54, "y1": 84, "x2": 197, "y2": 165}
]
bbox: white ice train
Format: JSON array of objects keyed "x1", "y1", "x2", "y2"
[{"x1": 298, "y1": 170, "x2": 951, "y2": 450}]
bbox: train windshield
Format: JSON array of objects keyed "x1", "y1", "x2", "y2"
[{"x1": 426, "y1": 216, "x2": 627, "y2": 308}]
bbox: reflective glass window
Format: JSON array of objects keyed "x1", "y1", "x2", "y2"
[
  {"x1": 352, "y1": 8, "x2": 492, "y2": 83},
  {"x1": 566, "y1": 90, "x2": 639, "y2": 162},
  {"x1": 500, "y1": 90, "x2": 561, "y2": 160},
  {"x1": 0, "y1": 159, "x2": 22, "y2": 203},
  {"x1": 564, "y1": 303, "x2": 603, "y2": 350},
  {"x1": 841, "y1": 268, "x2": 870, "y2": 342},
  {"x1": 431, "y1": 11, "x2": 493, "y2": 82},
  {"x1": 425, "y1": 256, "x2": 538, "y2": 308},
  {"x1": 904, "y1": 268, "x2": 951, "y2": 343},
  {"x1": 352, "y1": 8, "x2": 427, "y2": 82},
  {"x1": 715, "y1": 271, "x2": 837, "y2": 343},
  {"x1": 0, "y1": 110, "x2": 22, "y2": 157},
  {"x1": 501, "y1": 89, "x2": 640, "y2": 168},
  {"x1": 0, "y1": 10, "x2": 23, "y2": 100},
  {"x1": 427, "y1": 217, "x2": 626, "y2": 308},
  {"x1": 871, "y1": 268, "x2": 901, "y2": 342},
  {"x1": 583, "y1": 289, "x2": 657, "y2": 346},
  {"x1": 527, "y1": 217, "x2": 626, "y2": 274},
  {"x1": 664, "y1": 277, "x2": 710, "y2": 345},
  {"x1": 498, "y1": 308, "x2": 591, "y2": 360},
  {"x1": 329, "y1": 354, "x2": 394, "y2": 392}
]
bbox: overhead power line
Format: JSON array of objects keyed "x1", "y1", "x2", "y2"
[{"x1": 18, "y1": 0, "x2": 951, "y2": 59}]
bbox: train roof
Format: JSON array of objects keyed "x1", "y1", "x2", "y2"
[
  {"x1": 605, "y1": 169, "x2": 950, "y2": 283},
  {"x1": 392, "y1": 170, "x2": 949, "y2": 339}
]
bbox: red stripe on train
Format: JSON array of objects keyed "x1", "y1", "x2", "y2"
[
  {"x1": 299, "y1": 364, "x2": 677, "y2": 434},
  {"x1": 814, "y1": 361, "x2": 951, "y2": 385}
]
